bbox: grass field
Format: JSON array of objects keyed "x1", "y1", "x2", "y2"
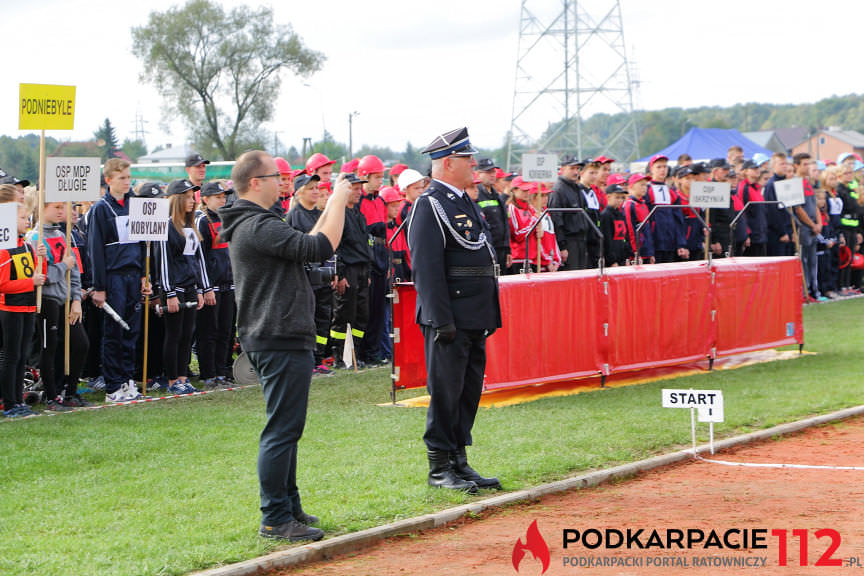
[{"x1": 1, "y1": 299, "x2": 861, "y2": 576}]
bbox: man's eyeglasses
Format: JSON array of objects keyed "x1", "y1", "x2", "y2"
[{"x1": 253, "y1": 172, "x2": 281, "y2": 180}]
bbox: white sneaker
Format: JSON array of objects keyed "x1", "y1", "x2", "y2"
[
  {"x1": 124, "y1": 380, "x2": 143, "y2": 401},
  {"x1": 106, "y1": 385, "x2": 129, "y2": 403}
]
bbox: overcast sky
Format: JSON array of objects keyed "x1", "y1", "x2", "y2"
[{"x1": 6, "y1": 0, "x2": 862, "y2": 158}]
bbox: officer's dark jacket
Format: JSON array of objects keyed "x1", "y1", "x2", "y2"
[
  {"x1": 475, "y1": 183, "x2": 510, "y2": 253},
  {"x1": 87, "y1": 190, "x2": 145, "y2": 291},
  {"x1": 549, "y1": 176, "x2": 589, "y2": 246},
  {"x1": 407, "y1": 180, "x2": 501, "y2": 331},
  {"x1": 762, "y1": 174, "x2": 794, "y2": 240},
  {"x1": 335, "y1": 204, "x2": 372, "y2": 273},
  {"x1": 196, "y1": 208, "x2": 233, "y2": 290}
]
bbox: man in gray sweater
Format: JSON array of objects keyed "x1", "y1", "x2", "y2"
[{"x1": 221, "y1": 150, "x2": 351, "y2": 542}]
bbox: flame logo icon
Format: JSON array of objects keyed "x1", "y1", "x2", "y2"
[{"x1": 512, "y1": 519, "x2": 550, "y2": 574}]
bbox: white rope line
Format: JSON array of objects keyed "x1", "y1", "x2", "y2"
[{"x1": 695, "y1": 453, "x2": 864, "y2": 471}]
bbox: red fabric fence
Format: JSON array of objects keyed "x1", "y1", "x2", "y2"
[{"x1": 392, "y1": 257, "x2": 803, "y2": 392}]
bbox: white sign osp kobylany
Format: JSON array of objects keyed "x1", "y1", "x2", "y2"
[
  {"x1": 521, "y1": 154, "x2": 558, "y2": 182},
  {"x1": 128, "y1": 197, "x2": 170, "y2": 242},
  {"x1": 45, "y1": 157, "x2": 101, "y2": 202}
]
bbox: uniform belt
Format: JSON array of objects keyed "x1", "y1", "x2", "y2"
[
  {"x1": 392, "y1": 258, "x2": 403, "y2": 264},
  {"x1": 446, "y1": 265, "x2": 499, "y2": 278},
  {"x1": 373, "y1": 237, "x2": 387, "y2": 245}
]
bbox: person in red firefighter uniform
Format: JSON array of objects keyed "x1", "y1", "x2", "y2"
[
  {"x1": 622, "y1": 173, "x2": 655, "y2": 263},
  {"x1": 356, "y1": 155, "x2": 391, "y2": 365},
  {"x1": 507, "y1": 177, "x2": 543, "y2": 273}
]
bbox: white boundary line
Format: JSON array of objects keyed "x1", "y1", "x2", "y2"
[{"x1": 189, "y1": 404, "x2": 864, "y2": 576}]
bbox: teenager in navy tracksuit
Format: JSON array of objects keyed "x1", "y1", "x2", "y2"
[
  {"x1": 762, "y1": 154, "x2": 795, "y2": 257},
  {"x1": 645, "y1": 155, "x2": 688, "y2": 262},
  {"x1": 740, "y1": 160, "x2": 768, "y2": 256},
  {"x1": 87, "y1": 159, "x2": 150, "y2": 402},
  {"x1": 196, "y1": 181, "x2": 235, "y2": 386},
  {"x1": 674, "y1": 164, "x2": 707, "y2": 260},
  {"x1": 156, "y1": 180, "x2": 210, "y2": 394}
]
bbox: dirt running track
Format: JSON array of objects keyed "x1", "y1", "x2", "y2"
[{"x1": 278, "y1": 416, "x2": 864, "y2": 576}]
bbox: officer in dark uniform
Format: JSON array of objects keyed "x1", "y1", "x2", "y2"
[
  {"x1": 549, "y1": 155, "x2": 590, "y2": 270},
  {"x1": 474, "y1": 158, "x2": 511, "y2": 272},
  {"x1": 408, "y1": 127, "x2": 503, "y2": 493}
]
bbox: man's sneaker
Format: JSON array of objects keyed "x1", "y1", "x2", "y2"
[
  {"x1": 168, "y1": 381, "x2": 186, "y2": 395},
  {"x1": 88, "y1": 376, "x2": 106, "y2": 391},
  {"x1": 46, "y1": 398, "x2": 74, "y2": 412},
  {"x1": 258, "y1": 520, "x2": 324, "y2": 542},
  {"x1": 106, "y1": 387, "x2": 129, "y2": 403},
  {"x1": 14, "y1": 404, "x2": 39, "y2": 417},
  {"x1": 181, "y1": 379, "x2": 200, "y2": 394},
  {"x1": 295, "y1": 511, "x2": 320, "y2": 526},
  {"x1": 124, "y1": 381, "x2": 145, "y2": 401},
  {"x1": 3, "y1": 405, "x2": 21, "y2": 418},
  {"x1": 61, "y1": 394, "x2": 93, "y2": 408},
  {"x1": 313, "y1": 364, "x2": 333, "y2": 376},
  {"x1": 202, "y1": 377, "x2": 218, "y2": 388}
]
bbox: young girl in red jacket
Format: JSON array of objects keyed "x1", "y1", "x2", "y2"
[
  {"x1": 1, "y1": 203, "x2": 46, "y2": 417},
  {"x1": 507, "y1": 177, "x2": 543, "y2": 273}
]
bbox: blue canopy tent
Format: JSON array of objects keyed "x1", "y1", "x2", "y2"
[{"x1": 638, "y1": 127, "x2": 773, "y2": 163}]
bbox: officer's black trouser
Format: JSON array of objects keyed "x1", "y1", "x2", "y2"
[
  {"x1": 330, "y1": 263, "x2": 369, "y2": 356},
  {"x1": 560, "y1": 234, "x2": 588, "y2": 271},
  {"x1": 421, "y1": 325, "x2": 486, "y2": 452}
]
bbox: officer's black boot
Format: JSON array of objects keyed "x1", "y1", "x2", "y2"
[
  {"x1": 450, "y1": 446, "x2": 502, "y2": 490},
  {"x1": 427, "y1": 449, "x2": 478, "y2": 493}
]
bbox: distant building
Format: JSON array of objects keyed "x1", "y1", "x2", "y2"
[
  {"x1": 791, "y1": 128, "x2": 864, "y2": 162},
  {"x1": 743, "y1": 127, "x2": 808, "y2": 155},
  {"x1": 137, "y1": 143, "x2": 193, "y2": 164}
]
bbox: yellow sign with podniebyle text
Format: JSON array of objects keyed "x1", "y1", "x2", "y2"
[{"x1": 19, "y1": 84, "x2": 75, "y2": 130}]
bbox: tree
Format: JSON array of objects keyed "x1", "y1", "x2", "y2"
[
  {"x1": 122, "y1": 139, "x2": 148, "y2": 162},
  {"x1": 132, "y1": 0, "x2": 324, "y2": 160},
  {"x1": 94, "y1": 118, "x2": 120, "y2": 161}
]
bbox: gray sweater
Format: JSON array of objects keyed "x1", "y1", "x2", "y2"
[
  {"x1": 220, "y1": 199, "x2": 333, "y2": 352},
  {"x1": 27, "y1": 224, "x2": 82, "y2": 304}
]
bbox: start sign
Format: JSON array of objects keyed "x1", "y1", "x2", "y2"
[
  {"x1": 662, "y1": 388, "x2": 724, "y2": 423},
  {"x1": 19, "y1": 84, "x2": 76, "y2": 130},
  {"x1": 45, "y1": 158, "x2": 101, "y2": 202}
]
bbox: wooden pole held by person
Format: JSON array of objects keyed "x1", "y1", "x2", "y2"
[
  {"x1": 142, "y1": 241, "x2": 151, "y2": 394},
  {"x1": 64, "y1": 201, "x2": 72, "y2": 376},
  {"x1": 36, "y1": 130, "x2": 45, "y2": 312}
]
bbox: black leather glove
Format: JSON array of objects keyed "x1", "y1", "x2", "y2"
[{"x1": 434, "y1": 323, "x2": 457, "y2": 344}]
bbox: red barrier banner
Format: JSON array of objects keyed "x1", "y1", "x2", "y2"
[
  {"x1": 392, "y1": 257, "x2": 803, "y2": 393},
  {"x1": 712, "y1": 257, "x2": 804, "y2": 356}
]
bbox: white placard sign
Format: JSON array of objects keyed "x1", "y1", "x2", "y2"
[
  {"x1": 662, "y1": 389, "x2": 724, "y2": 423},
  {"x1": 45, "y1": 157, "x2": 101, "y2": 202},
  {"x1": 521, "y1": 153, "x2": 558, "y2": 182},
  {"x1": 128, "y1": 197, "x2": 170, "y2": 241},
  {"x1": 775, "y1": 177, "x2": 805, "y2": 208},
  {"x1": 690, "y1": 181, "x2": 731, "y2": 209},
  {"x1": 0, "y1": 203, "x2": 17, "y2": 250}
]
